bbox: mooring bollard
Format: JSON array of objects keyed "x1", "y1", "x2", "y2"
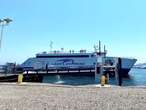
[
  {"x1": 17, "y1": 74, "x2": 23, "y2": 84},
  {"x1": 101, "y1": 75, "x2": 106, "y2": 86}
]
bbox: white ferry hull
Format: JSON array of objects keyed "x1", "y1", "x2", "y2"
[{"x1": 21, "y1": 55, "x2": 137, "y2": 76}]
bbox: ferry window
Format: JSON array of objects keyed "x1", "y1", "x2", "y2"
[{"x1": 36, "y1": 55, "x2": 90, "y2": 58}]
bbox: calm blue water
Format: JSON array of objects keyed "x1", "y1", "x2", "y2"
[{"x1": 43, "y1": 68, "x2": 146, "y2": 86}]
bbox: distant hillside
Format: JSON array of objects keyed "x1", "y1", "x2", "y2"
[{"x1": 134, "y1": 63, "x2": 146, "y2": 69}]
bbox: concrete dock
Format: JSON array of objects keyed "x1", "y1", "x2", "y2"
[{"x1": 0, "y1": 83, "x2": 146, "y2": 110}]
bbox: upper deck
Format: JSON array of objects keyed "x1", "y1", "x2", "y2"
[
  {"x1": 36, "y1": 50, "x2": 95, "y2": 58},
  {"x1": 36, "y1": 49, "x2": 107, "y2": 58}
]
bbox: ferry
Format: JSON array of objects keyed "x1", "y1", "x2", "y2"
[{"x1": 21, "y1": 48, "x2": 137, "y2": 76}]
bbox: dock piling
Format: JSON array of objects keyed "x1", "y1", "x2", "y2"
[{"x1": 117, "y1": 58, "x2": 122, "y2": 86}]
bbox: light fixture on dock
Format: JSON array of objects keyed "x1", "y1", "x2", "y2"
[{"x1": 0, "y1": 18, "x2": 12, "y2": 49}]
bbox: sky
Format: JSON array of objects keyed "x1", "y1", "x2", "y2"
[{"x1": 0, "y1": 0, "x2": 146, "y2": 64}]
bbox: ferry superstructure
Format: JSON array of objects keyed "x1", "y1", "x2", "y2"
[{"x1": 21, "y1": 50, "x2": 137, "y2": 76}]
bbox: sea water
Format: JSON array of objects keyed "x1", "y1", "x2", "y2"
[{"x1": 43, "y1": 68, "x2": 146, "y2": 86}]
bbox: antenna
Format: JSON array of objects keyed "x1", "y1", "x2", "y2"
[
  {"x1": 104, "y1": 45, "x2": 106, "y2": 53},
  {"x1": 104, "y1": 45, "x2": 106, "y2": 57},
  {"x1": 49, "y1": 41, "x2": 53, "y2": 52},
  {"x1": 99, "y1": 40, "x2": 101, "y2": 53},
  {"x1": 94, "y1": 45, "x2": 97, "y2": 52}
]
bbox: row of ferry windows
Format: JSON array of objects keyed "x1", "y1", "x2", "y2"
[{"x1": 36, "y1": 55, "x2": 95, "y2": 58}]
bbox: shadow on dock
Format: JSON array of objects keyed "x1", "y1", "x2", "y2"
[{"x1": 0, "y1": 74, "x2": 43, "y2": 82}]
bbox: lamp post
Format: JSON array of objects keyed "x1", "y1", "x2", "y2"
[{"x1": 0, "y1": 18, "x2": 12, "y2": 49}]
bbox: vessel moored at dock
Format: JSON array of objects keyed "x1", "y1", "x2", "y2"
[{"x1": 20, "y1": 42, "x2": 137, "y2": 77}]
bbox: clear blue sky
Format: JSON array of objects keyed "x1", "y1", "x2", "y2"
[{"x1": 0, "y1": 0, "x2": 146, "y2": 64}]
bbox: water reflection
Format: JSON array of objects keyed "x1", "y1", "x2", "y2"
[{"x1": 43, "y1": 68, "x2": 146, "y2": 86}]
